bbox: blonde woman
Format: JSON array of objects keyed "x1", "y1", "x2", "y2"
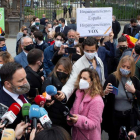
[
  {"x1": 102, "y1": 55, "x2": 140, "y2": 140},
  {"x1": 67, "y1": 68, "x2": 104, "y2": 140}
]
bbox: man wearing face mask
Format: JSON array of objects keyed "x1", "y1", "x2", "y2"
[
  {"x1": 14, "y1": 36, "x2": 34, "y2": 68},
  {"x1": 33, "y1": 31, "x2": 48, "y2": 51},
  {"x1": 123, "y1": 18, "x2": 140, "y2": 37},
  {"x1": 44, "y1": 32, "x2": 65, "y2": 76},
  {"x1": 55, "y1": 18, "x2": 70, "y2": 37},
  {"x1": 25, "y1": 49, "x2": 44, "y2": 98},
  {"x1": 43, "y1": 23, "x2": 53, "y2": 43},
  {"x1": 55, "y1": 37, "x2": 105, "y2": 102},
  {"x1": 31, "y1": 17, "x2": 44, "y2": 32},
  {"x1": 0, "y1": 62, "x2": 29, "y2": 130},
  {"x1": 0, "y1": 37, "x2": 7, "y2": 52}
]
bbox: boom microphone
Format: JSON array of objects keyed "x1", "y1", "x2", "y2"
[
  {"x1": 34, "y1": 95, "x2": 46, "y2": 106},
  {"x1": 29, "y1": 104, "x2": 40, "y2": 129},
  {"x1": 39, "y1": 107, "x2": 52, "y2": 128},
  {"x1": 0, "y1": 103, "x2": 21, "y2": 132},
  {"x1": 1, "y1": 129, "x2": 15, "y2": 140}
]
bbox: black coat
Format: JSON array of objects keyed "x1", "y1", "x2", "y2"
[
  {"x1": 123, "y1": 24, "x2": 140, "y2": 37},
  {"x1": 34, "y1": 41, "x2": 48, "y2": 51},
  {"x1": 40, "y1": 18, "x2": 46, "y2": 26},
  {"x1": 55, "y1": 26, "x2": 70, "y2": 37},
  {"x1": 25, "y1": 66, "x2": 42, "y2": 97},
  {"x1": 42, "y1": 74, "x2": 75, "y2": 133},
  {"x1": 112, "y1": 20, "x2": 121, "y2": 39},
  {"x1": 68, "y1": 24, "x2": 77, "y2": 31},
  {"x1": 102, "y1": 74, "x2": 140, "y2": 133}
]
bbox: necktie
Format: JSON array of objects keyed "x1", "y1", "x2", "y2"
[
  {"x1": 60, "y1": 27, "x2": 63, "y2": 32},
  {"x1": 18, "y1": 95, "x2": 27, "y2": 103}
]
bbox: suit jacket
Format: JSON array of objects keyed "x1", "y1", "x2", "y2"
[
  {"x1": 14, "y1": 51, "x2": 28, "y2": 68},
  {"x1": 62, "y1": 55, "x2": 105, "y2": 100},
  {"x1": 25, "y1": 66, "x2": 42, "y2": 97},
  {"x1": 0, "y1": 88, "x2": 28, "y2": 130},
  {"x1": 30, "y1": 25, "x2": 45, "y2": 32},
  {"x1": 68, "y1": 24, "x2": 77, "y2": 31},
  {"x1": 55, "y1": 26, "x2": 70, "y2": 37},
  {"x1": 40, "y1": 18, "x2": 46, "y2": 26}
]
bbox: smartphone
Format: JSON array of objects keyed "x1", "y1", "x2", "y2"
[
  {"x1": 126, "y1": 80, "x2": 132, "y2": 86},
  {"x1": 0, "y1": 103, "x2": 8, "y2": 119},
  {"x1": 111, "y1": 86, "x2": 118, "y2": 95},
  {"x1": 65, "y1": 47, "x2": 76, "y2": 54}
]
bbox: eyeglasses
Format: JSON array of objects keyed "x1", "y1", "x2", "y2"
[{"x1": 56, "y1": 38, "x2": 63, "y2": 41}]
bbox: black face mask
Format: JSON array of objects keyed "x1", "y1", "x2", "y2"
[
  {"x1": 72, "y1": 53, "x2": 82, "y2": 62},
  {"x1": 24, "y1": 44, "x2": 34, "y2": 51},
  {"x1": 119, "y1": 46, "x2": 127, "y2": 52},
  {"x1": 56, "y1": 71, "x2": 68, "y2": 81},
  {"x1": 135, "y1": 44, "x2": 140, "y2": 55}
]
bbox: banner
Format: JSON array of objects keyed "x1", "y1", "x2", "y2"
[
  {"x1": 77, "y1": 7, "x2": 112, "y2": 37},
  {"x1": 0, "y1": 8, "x2": 5, "y2": 31}
]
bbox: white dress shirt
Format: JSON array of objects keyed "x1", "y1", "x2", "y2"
[
  {"x1": 60, "y1": 25, "x2": 65, "y2": 32},
  {"x1": 3, "y1": 86, "x2": 28, "y2": 107},
  {"x1": 23, "y1": 50, "x2": 28, "y2": 56}
]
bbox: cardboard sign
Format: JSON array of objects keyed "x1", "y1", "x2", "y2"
[{"x1": 77, "y1": 7, "x2": 112, "y2": 37}]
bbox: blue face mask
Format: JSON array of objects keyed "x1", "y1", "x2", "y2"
[
  {"x1": 59, "y1": 24, "x2": 62, "y2": 27},
  {"x1": 120, "y1": 68, "x2": 130, "y2": 76},
  {"x1": 0, "y1": 46, "x2": 7, "y2": 52}
]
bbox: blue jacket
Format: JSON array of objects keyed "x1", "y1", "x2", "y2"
[
  {"x1": 14, "y1": 51, "x2": 28, "y2": 68},
  {"x1": 44, "y1": 44, "x2": 57, "y2": 76},
  {"x1": 98, "y1": 42, "x2": 116, "y2": 78}
]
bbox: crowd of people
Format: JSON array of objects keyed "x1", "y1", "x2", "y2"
[{"x1": 1, "y1": 14, "x2": 140, "y2": 140}]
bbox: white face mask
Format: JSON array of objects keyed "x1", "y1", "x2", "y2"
[
  {"x1": 48, "y1": 28, "x2": 52, "y2": 32},
  {"x1": 0, "y1": 64, "x2": 3, "y2": 69},
  {"x1": 79, "y1": 79, "x2": 90, "y2": 90},
  {"x1": 74, "y1": 41, "x2": 78, "y2": 45},
  {"x1": 84, "y1": 51, "x2": 97, "y2": 60},
  {"x1": 55, "y1": 40, "x2": 62, "y2": 47},
  {"x1": 33, "y1": 38, "x2": 36, "y2": 43}
]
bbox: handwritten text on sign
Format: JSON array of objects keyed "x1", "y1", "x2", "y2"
[{"x1": 77, "y1": 7, "x2": 112, "y2": 37}]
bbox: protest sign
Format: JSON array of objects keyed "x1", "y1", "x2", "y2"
[
  {"x1": 77, "y1": 7, "x2": 112, "y2": 37},
  {"x1": 0, "y1": 8, "x2": 5, "y2": 31}
]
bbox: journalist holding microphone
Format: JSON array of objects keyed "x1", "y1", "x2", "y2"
[
  {"x1": 67, "y1": 68, "x2": 104, "y2": 140},
  {"x1": 102, "y1": 55, "x2": 140, "y2": 140}
]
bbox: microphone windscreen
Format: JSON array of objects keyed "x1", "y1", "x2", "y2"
[
  {"x1": 8, "y1": 103, "x2": 21, "y2": 115},
  {"x1": 34, "y1": 95, "x2": 46, "y2": 106},
  {"x1": 46, "y1": 85, "x2": 57, "y2": 96},
  {"x1": 29, "y1": 104, "x2": 40, "y2": 119},
  {"x1": 40, "y1": 107, "x2": 48, "y2": 117},
  {"x1": 1, "y1": 129, "x2": 15, "y2": 140},
  {"x1": 22, "y1": 103, "x2": 31, "y2": 117}
]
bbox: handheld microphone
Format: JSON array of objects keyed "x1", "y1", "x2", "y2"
[
  {"x1": 46, "y1": 85, "x2": 60, "y2": 96},
  {"x1": 22, "y1": 103, "x2": 31, "y2": 134},
  {"x1": 34, "y1": 95, "x2": 46, "y2": 106},
  {"x1": 39, "y1": 107, "x2": 52, "y2": 128},
  {"x1": 1, "y1": 129, "x2": 15, "y2": 140},
  {"x1": 60, "y1": 105, "x2": 74, "y2": 117},
  {"x1": 29, "y1": 104, "x2": 40, "y2": 129},
  {"x1": 0, "y1": 103, "x2": 21, "y2": 132}
]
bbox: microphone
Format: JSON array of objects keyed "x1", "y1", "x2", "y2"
[
  {"x1": 34, "y1": 95, "x2": 46, "y2": 106},
  {"x1": 59, "y1": 105, "x2": 73, "y2": 117},
  {"x1": 0, "y1": 103, "x2": 21, "y2": 132},
  {"x1": 1, "y1": 129, "x2": 15, "y2": 140},
  {"x1": 39, "y1": 107, "x2": 52, "y2": 129},
  {"x1": 29, "y1": 104, "x2": 40, "y2": 129},
  {"x1": 22, "y1": 103, "x2": 31, "y2": 134},
  {"x1": 46, "y1": 85, "x2": 60, "y2": 96}
]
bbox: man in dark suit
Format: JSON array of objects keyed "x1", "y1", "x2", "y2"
[
  {"x1": 25, "y1": 49, "x2": 44, "y2": 98},
  {"x1": 0, "y1": 62, "x2": 30, "y2": 130},
  {"x1": 31, "y1": 17, "x2": 45, "y2": 32},
  {"x1": 55, "y1": 18, "x2": 70, "y2": 37},
  {"x1": 68, "y1": 17, "x2": 77, "y2": 31},
  {"x1": 123, "y1": 18, "x2": 140, "y2": 37},
  {"x1": 40, "y1": 14, "x2": 46, "y2": 26},
  {"x1": 14, "y1": 36, "x2": 34, "y2": 68}
]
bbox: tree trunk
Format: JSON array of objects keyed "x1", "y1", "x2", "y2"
[{"x1": 31, "y1": 0, "x2": 34, "y2": 8}]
